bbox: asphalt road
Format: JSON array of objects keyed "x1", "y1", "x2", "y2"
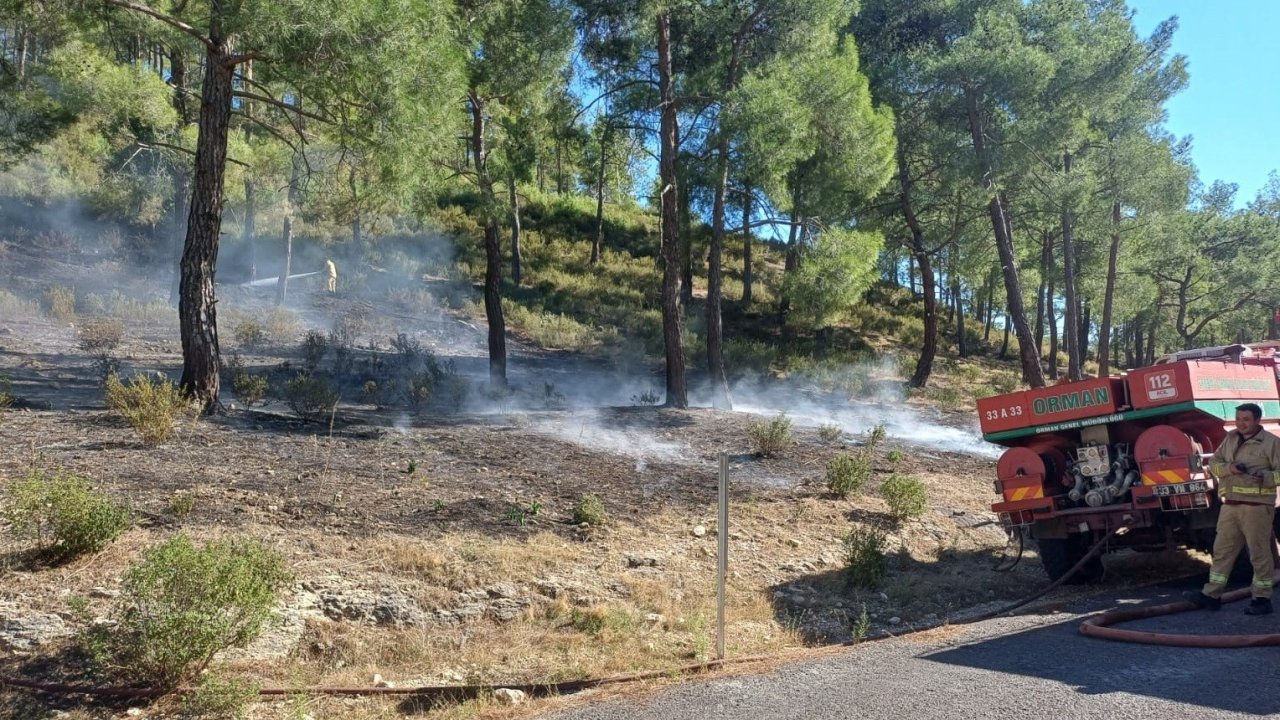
[{"x1": 544, "y1": 579, "x2": 1280, "y2": 720}]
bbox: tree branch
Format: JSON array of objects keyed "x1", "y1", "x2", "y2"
[
  {"x1": 138, "y1": 140, "x2": 250, "y2": 167},
  {"x1": 232, "y1": 91, "x2": 330, "y2": 124},
  {"x1": 104, "y1": 0, "x2": 215, "y2": 52}
]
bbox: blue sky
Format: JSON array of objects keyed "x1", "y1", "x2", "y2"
[{"x1": 1128, "y1": 0, "x2": 1279, "y2": 204}]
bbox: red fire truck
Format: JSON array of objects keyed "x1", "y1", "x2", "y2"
[{"x1": 979, "y1": 343, "x2": 1280, "y2": 582}]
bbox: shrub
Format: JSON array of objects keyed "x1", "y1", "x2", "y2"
[
  {"x1": 0, "y1": 375, "x2": 12, "y2": 412},
  {"x1": 104, "y1": 373, "x2": 192, "y2": 443},
  {"x1": 886, "y1": 449, "x2": 905, "y2": 464},
  {"x1": 362, "y1": 379, "x2": 395, "y2": 410},
  {"x1": 232, "y1": 319, "x2": 267, "y2": 351},
  {"x1": 843, "y1": 526, "x2": 888, "y2": 589},
  {"x1": 390, "y1": 332, "x2": 423, "y2": 369},
  {"x1": 182, "y1": 672, "x2": 259, "y2": 719},
  {"x1": 747, "y1": 413, "x2": 792, "y2": 457},
  {"x1": 826, "y1": 453, "x2": 872, "y2": 499},
  {"x1": 301, "y1": 330, "x2": 328, "y2": 370},
  {"x1": 282, "y1": 373, "x2": 339, "y2": 422},
  {"x1": 45, "y1": 285, "x2": 76, "y2": 322},
  {"x1": 264, "y1": 308, "x2": 300, "y2": 344},
  {"x1": 404, "y1": 371, "x2": 434, "y2": 412},
  {"x1": 5, "y1": 468, "x2": 131, "y2": 560},
  {"x1": 230, "y1": 367, "x2": 268, "y2": 408},
  {"x1": 168, "y1": 492, "x2": 196, "y2": 519},
  {"x1": 77, "y1": 317, "x2": 124, "y2": 353},
  {"x1": 881, "y1": 474, "x2": 928, "y2": 522},
  {"x1": 102, "y1": 535, "x2": 290, "y2": 688},
  {"x1": 865, "y1": 423, "x2": 887, "y2": 451},
  {"x1": 573, "y1": 494, "x2": 606, "y2": 527},
  {"x1": 818, "y1": 423, "x2": 843, "y2": 443}
]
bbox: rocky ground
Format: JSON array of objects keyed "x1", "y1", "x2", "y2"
[{"x1": 0, "y1": 255, "x2": 1210, "y2": 719}]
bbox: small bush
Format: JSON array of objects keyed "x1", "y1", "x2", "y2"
[
  {"x1": 45, "y1": 285, "x2": 76, "y2": 322},
  {"x1": 168, "y1": 492, "x2": 196, "y2": 519},
  {"x1": 232, "y1": 319, "x2": 267, "y2": 351},
  {"x1": 264, "y1": 308, "x2": 300, "y2": 344},
  {"x1": 102, "y1": 534, "x2": 290, "y2": 688},
  {"x1": 748, "y1": 413, "x2": 793, "y2": 457},
  {"x1": 182, "y1": 672, "x2": 259, "y2": 719},
  {"x1": 404, "y1": 371, "x2": 434, "y2": 412},
  {"x1": 362, "y1": 379, "x2": 395, "y2": 410},
  {"x1": 104, "y1": 373, "x2": 192, "y2": 443},
  {"x1": 866, "y1": 423, "x2": 887, "y2": 451},
  {"x1": 5, "y1": 468, "x2": 131, "y2": 560},
  {"x1": 0, "y1": 375, "x2": 12, "y2": 412},
  {"x1": 282, "y1": 372, "x2": 339, "y2": 422},
  {"x1": 818, "y1": 423, "x2": 843, "y2": 443},
  {"x1": 77, "y1": 317, "x2": 124, "y2": 353},
  {"x1": 827, "y1": 453, "x2": 872, "y2": 498},
  {"x1": 881, "y1": 473, "x2": 928, "y2": 522},
  {"x1": 887, "y1": 449, "x2": 905, "y2": 464},
  {"x1": 301, "y1": 330, "x2": 328, "y2": 370},
  {"x1": 843, "y1": 526, "x2": 888, "y2": 589},
  {"x1": 573, "y1": 494, "x2": 606, "y2": 527},
  {"x1": 390, "y1": 332, "x2": 423, "y2": 369},
  {"x1": 230, "y1": 368, "x2": 268, "y2": 408}
]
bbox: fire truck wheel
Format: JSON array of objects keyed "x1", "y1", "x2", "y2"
[{"x1": 1036, "y1": 536, "x2": 1104, "y2": 584}]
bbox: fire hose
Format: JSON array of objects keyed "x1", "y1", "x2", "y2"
[{"x1": 0, "y1": 524, "x2": 1262, "y2": 706}]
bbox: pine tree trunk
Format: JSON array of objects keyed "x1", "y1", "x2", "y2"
[
  {"x1": 1034, "y1": 231, "x2": 1050, "y2": 354},
  {"x1": 1047, "y1": 281, "x2": 1059, "y2": 380},
  {"x1": 897, "y1": 146, "x2": 936, "y2": 388},
  {"x1": 243, "y1": 59, "x2": 256, "y2": 282},
  {"x1": 678, "y1": 166, "x2": 693, "y2": 307},
  {"x1": 178, "y1": 25, "x2": 235, "y2": 409},
  {"x1": 1000, "y1": 310, "x2": 1010, "y2": 359},
  {"x1": 953, "y1": 250, "x2": 967, "y2": 358},
  {"x1": 741, "y1": 183, "x2": 752, "y2": 305},
  {"x1": 1078, "y1": 300, "x2": 1091, "y2": 369},
  {"x1": 778, "y1": 207, "x2": 799, "y2": 326},
  {"x1": 706, "y1": 135, "x2": 733, "y2": 410},
  {"x1": 983, "y1": 273, "x2": 995, "y2": 342},
  {"x1": 508, "y1": 174, "x2": 522, "y2": 286},
  {"x1": 1061, "y1": 152, "x2": 1081, "y2": 380},
  {"x1": 591, "y1": 126, "x2": 606, "y2": 265},
  {"x1": 657, "y1": 12, "x2": 686, "y2": 408},
  {"x1": 965, "y1": 88, "x2": 1043, "y2": 386},
  {"x1": 470, "y1": 92, "x2": 507, "y2": 388},
  {"x1": 276, "y1": 214, "x2": 293, "y2": 305},
  {"x1": 169, "y1": 172, "x2": 188, "y2": 305},
  {"x1": 1090, "y1": 198, "x2": 1121, "y2": 371}
]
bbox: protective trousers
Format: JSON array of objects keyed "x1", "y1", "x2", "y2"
[{"x1": 1202, "y1": 502, "x2": 1276, "y2": 600}]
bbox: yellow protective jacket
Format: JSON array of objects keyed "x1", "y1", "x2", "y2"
[{"x1": 1209, "y1": 428, "x2": 1280, "y2": 504}]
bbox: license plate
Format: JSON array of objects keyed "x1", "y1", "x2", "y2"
[{"x1": 1153, "y1": 481, "x2": 1208, "y2": 497}]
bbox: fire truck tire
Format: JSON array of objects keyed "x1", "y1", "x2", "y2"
[{"x1": 1037, "y1": 536, "x2": 1104, "y2": 584}]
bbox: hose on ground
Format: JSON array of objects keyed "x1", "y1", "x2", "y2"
[{"x1": 0, "y1": 522, "x2": 1229, "y2": 705}]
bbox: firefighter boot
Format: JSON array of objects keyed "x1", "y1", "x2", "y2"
[
  {"x1": 1183, "y1": 591, "x2": 1221, "y2": 611},
  {"x1": 1245, "y1": 597, "x2": 1273, "y2": 616}
]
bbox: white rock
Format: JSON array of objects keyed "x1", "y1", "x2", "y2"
[
  {"x1": 493, "y1": 688, "x2": 527, "y2": 705},
  {"x1": 645, "y1": 613, "x2": 665, "y2": 625},
  {"x1": 888, "y1": 616, "x2": 901, "y2": 625},
  {"x1": 693, "y1": 525, "x2": 707, "y2": 538}
]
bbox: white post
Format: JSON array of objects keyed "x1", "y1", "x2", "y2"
[{"x1": 717, "y1": 451, "x2": 728, "y2": 660}]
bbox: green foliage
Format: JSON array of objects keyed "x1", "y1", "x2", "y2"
[
  {"x1": 866, "y1": 423, "x2": 887, "y2": 451},
  {"x1": 747, "y1": 413, "x2": 793, "y2": 457},
  {"x1": 182, "y1": 672, "x2": 260, "y2": 719},
  {"x1": 5, "y1": 468, "x2": 131, "y2": 560},
  {"x1": 44, "y1": 285, "x2": 76, "y2": 322},
  {"x1": 827, "y1": 453, "x2": 872, "y2": 499},
  {"x1": 843, "y1": 526, "x2": 888, "y2": 589},
  {"x1": 886, "y1": 449, "x2": 905, "y2": 464},
  {"x1": 168, "y1": 492, "x2": 196, "y2": 519},
  {"x1": 572, "y1": 494, "x2": 606, "y2": 527},
  {"x1": 301, "y1": 331, "x2": 328, "y2": 371},
  {"x1": 282, "y1": 373, "x2": 339, "y2": 422},
  {"x1": 881, "y1": 474, "x2": 928, "y2": 523},
  {"x1": 784, "y1": 228, "x2": 885, "y2": 331},
  {"x1": 103, "y1": 535, "x2": 290, "y2": 688},
  {"x1": 818, "y1": 423, "x2": 843, "y2": 442},
  {"x1": 232, "y1": 319, "x2": 267, "y2": 351},
  {"x1": 0, "y1": 375, "x2": 12, "y2": 413},
  {"x1": 230, "y1": 368, "x2": 269, "y2": 408},
  {"x1": 104, "y1": 373, "x2": 192, "y2": 444}
]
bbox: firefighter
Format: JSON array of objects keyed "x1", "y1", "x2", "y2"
[
  {"x1": 1186, "y1": 402, "x2": 1280, "y2": 615},
  {"x1": 325, "y1": 258, "x2": 337, "y2": 294}
]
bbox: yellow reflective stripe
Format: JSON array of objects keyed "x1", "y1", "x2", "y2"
[
  {"x1": 1209, "y1": 572, "x2": 1229, "y2": 584},
  {"x1": 1230, "y1": 486, "x2": 1276, "y2": 495},
  {"x1": 1254, "y1": 579, "x2": 1274, "y2": 588},
  {"x1": 1210, "y1": 461, "x2": 1230, "y2": 476}
]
